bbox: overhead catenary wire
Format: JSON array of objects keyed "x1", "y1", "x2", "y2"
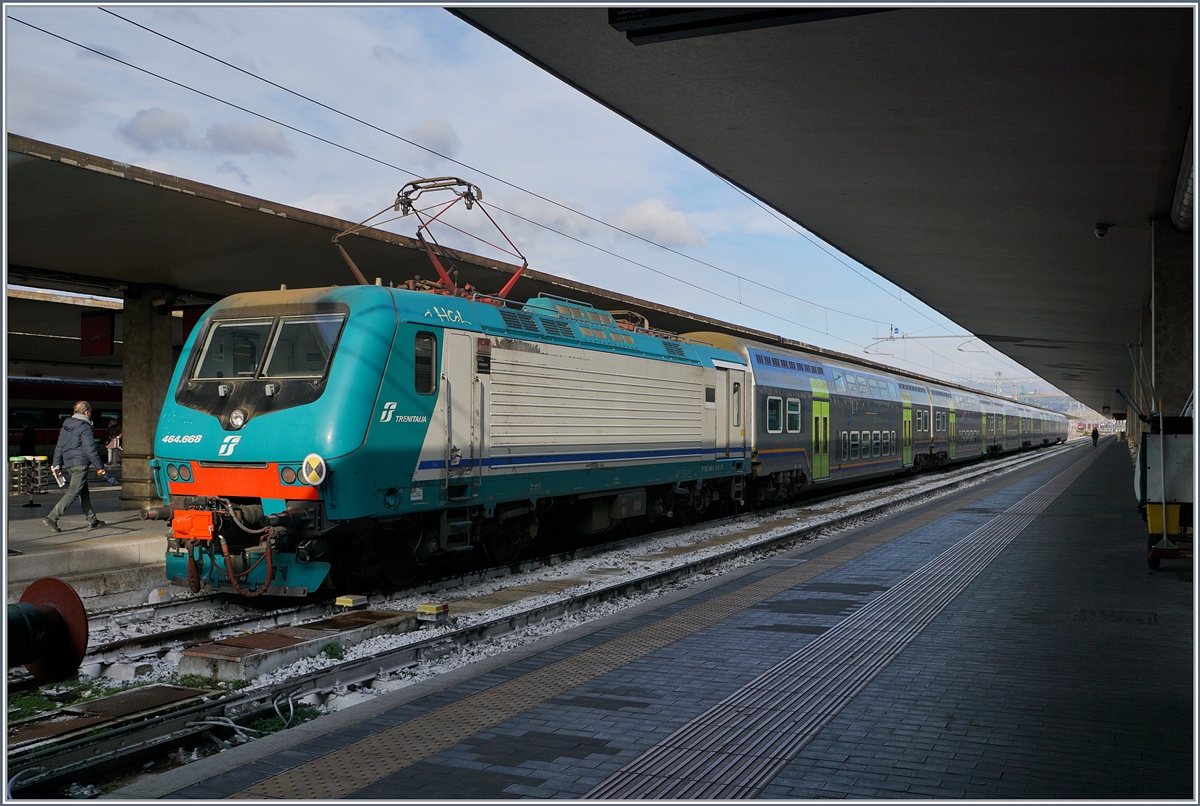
[
  {"x1": 93, "y1": 3, "x2": 995, "y2": 359},
  {"x1": 25, "y1": 11, "x2": 1008, "y2": 378},
  {"x1": 13, "y1": 13, "x2": 1027, "y2": 382},
  {"x1": 7, "y1": 15, "x2": 871, "y2": 351},
  {"x1": 96, "y1": 7, "x2": 900, "y2": 333}
]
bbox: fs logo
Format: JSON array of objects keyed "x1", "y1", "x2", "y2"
[
  {"x1": 380, "y1": 402, "x2": 397, "y2": 422},
  {"x1": 218, "y1": 435, "x2": 241, "y2": 457}
]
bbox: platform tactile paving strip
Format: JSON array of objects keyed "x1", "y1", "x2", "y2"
[
  {"x1": 585, "y1": 445, "x2": 1102, "y2": 798},
  {"x1": 235, "y1": 451, "x2": 1080, "y2": 799}
]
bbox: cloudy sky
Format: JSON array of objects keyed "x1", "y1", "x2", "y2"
[{"x1": 5, "y1": 5, "x2": 1066, "y2": 398}]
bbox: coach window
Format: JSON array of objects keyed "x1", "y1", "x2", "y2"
[
  {"x1": 850, "y1": 431, "x2": 860, "y2": 460},
  {"x1": 891, "y1": 431, "x2": 897, "y2": 453},
  {"x1": 833, "y1": 371, "x2": 846, "y2": 394},
  {"x1": 841, "y1": 431, "x2": 849, "y2": 461},
  {"x1": 767, "y1": 397, "x2": 783, "y2": 433},
  {"x1": 871, "y1": 431, "x2": 881, "y2": 457},
  {"x1": 846, "y1": 375, "x2": 859, "y2": 395},
  {"x1": 867, "y1": 378, "x2": 879, "y2": 398},
  {"x1": 786, "y1": 398, "x2": 801, "y2": 432},
  {"x1": 882, "y1": 431, "x2": 890, "y2": 455},
  {"x1": 414, "y1": 332, "x2": 437, "y2": 395},
  {"x1": 856, "y1": 375, "x2": 869, "y2": 397}
]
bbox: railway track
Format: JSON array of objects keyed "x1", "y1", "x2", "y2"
[
  {"x1": 6, "y1": 442, "x2": 1080, "y2": 797},
  {"x1": 12, "y1": 446, "x2": 1033, "y2": 688}
]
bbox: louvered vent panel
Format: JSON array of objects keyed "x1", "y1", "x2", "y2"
[
  {"x1": 662, "y1": 340, "x2": 686, "y2": 358},
  {"x1": 499, "y1": 308, "x2": 540, "y2": 333},
  {"x1": 540, "y1": 318, "x2": 575, "y2": 338}
]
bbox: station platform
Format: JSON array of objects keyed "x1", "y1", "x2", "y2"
[
  {"x1": 5, "y1": 485, "x2": 167, "y2": 602},
  {"x1": 115, "y1": 438, "x2": 1193, "y2": 799}
]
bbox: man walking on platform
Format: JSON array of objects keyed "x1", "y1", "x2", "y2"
[{"x1": 44, "y1": 401, "x2": 108, "y2": 532}]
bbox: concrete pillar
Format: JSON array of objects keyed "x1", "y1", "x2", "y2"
[
  {"x1": 1150, "y1": 219, "x2": 1194, "y2": 414},
  {"x1": 119, "y1": 290, "x2": 176, "y2": 509},
  {"x1": 1128, "y1": 218, "x2": 1194, "y2": 450}
]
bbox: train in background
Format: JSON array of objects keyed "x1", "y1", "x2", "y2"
[
  {"x1": 7, "y1": 377, "x2": 122, "y2": 457},
  {"x1": 144, "y1": 284, "x2": 1067, "y2": 598}
]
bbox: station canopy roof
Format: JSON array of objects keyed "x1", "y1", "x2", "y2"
[{"x1": 453, "y1": 7, "x2": 1195, "y2": 415}]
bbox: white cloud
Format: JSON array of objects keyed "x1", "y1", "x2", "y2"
[
  {"x1": 115, "y1": 110, "x2": 294, "y2": 158},
  {"x1": 372, "y1": 45, "x2": 412, "y2": 66},
  {"x1": 203, "y1": 120, "x2": 295, "y2": 157},
  {"x1": 502, "y1": 194, "x2": 595, "y2": 241},
  {"x1": 76, "y1": 43, "x2": 125, "y2": 63},
  {"x1": 294, "y1": 189, "x2": 396, "y2": 224},
  {"x1": 403, "y1": 119, "x2": 463, "y2": 169},
  {"x1": 5, "y1": 70, "x2": 96, "y2": 132},
  {"x1": 117, "y1": 108, "x2": 193, "y2": 152},
  {"x1": 612, "y1": 199, "x2": 705, "y2": 248},
  {"x1": 215, "y1": 160, "x2": 250, "y2": 185}
]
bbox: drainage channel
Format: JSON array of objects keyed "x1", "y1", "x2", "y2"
[{"x1": 584, "y1": 440, "x2": 1102, "y2": 798}]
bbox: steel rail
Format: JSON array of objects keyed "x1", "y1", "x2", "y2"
[{"x1": 15, "y1": 444, "x2": 1056, "y2": 683}]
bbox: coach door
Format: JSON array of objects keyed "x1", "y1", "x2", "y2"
[
  {"x1": 442, "y1": 331, "x2": 478, "y2": 496},
  {"x1": 811, "y1": 398, "x2": 830, "y2": 479},
  {"x1": 948, "y1": 402, "x2": 956, "y2": 459},
  {"x1": 902, "y1": 403, "x2": 913, "y2": 466}
]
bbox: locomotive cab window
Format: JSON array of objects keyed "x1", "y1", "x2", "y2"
[
  {"x1": 194, "y1": 318, "x2": 274, "y2": 379},
  {"x1": 766, "y1": 396, "x2": 783, "y2": 433},
  {"x1": 414, "y1": 332, "x2": 437, "y2": 395},
  {"x1": 263, "y1": 314, "x2": 346, "y2": 378}
]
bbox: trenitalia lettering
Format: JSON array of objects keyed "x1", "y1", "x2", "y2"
[{"x1": 379, "y1": 402, "x2": 427, "y2": 423}]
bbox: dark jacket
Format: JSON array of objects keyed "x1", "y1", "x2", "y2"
[{"x1": 52, "y1": 415, "x2": 105, "y2": 471}]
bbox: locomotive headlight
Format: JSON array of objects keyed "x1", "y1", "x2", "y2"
[
  {"x1": 229, "y1": 408, "x2": 247, "y2": 429},
  {"x1": 300, "y1": 453, "x2": 327, "y2": 486}
]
